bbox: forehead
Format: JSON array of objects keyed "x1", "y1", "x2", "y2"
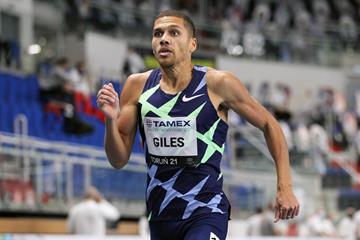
[{"x1": 153, "y1": 16, "x2": 186, "y2": 30}]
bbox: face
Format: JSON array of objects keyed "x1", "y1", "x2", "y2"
[
  {"x1": 78, "y1": 62, "x2": 85, "y2": 72},
  {"x1": 152, "y1": 16, "x2": 197, "y2": 67}
]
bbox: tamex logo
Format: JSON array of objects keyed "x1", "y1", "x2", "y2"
[{"x1": 152, "y1": 120, "x2": 190, "y2": 127}]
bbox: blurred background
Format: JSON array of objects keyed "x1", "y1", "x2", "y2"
[{"x1": 0, "y1": 0, "x2": 360, "y2": 239}]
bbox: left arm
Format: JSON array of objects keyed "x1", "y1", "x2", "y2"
[{"x1": 208, "y1": 70, "x2": 299, "y2": 222}]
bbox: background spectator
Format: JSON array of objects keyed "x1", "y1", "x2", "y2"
[{"x1": 67, "y1": 186, "x2": 120, "y2": 235}]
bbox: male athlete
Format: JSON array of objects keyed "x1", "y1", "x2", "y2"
[{"x1": 97, "y1": 10, "x2": 299, "y2": 240}]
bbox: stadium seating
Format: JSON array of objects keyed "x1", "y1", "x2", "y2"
[
  {"x1": 0, "y1": 71, "x2": 146, "y2": 202},
  {"x1": 0, "y1": 71, "x2": 143, "y2": 152}
]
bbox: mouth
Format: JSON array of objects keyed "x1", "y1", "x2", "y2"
[{"x1": 158, "y1": 48, "x2": 173, "y2": 57}]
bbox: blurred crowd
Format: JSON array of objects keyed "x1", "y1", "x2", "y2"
[
  {"x1": 219, "y1": 0, "x2": 360, "y2": 60},
  {"x1": 62, "y1": 0, "x2": 360, "y2": 62},
  {"x1": 33, "y1": 44, "x2": 145, "y2": 136},
  {"x1": 243, "y1": 205, "x2": 360, "y2": 239},
  {"x1": 229, "y1": 81, "x2": 360, "y2": 175},
  {"x1": 37, "y1": 57, "x2": 104, "y2": 135}
]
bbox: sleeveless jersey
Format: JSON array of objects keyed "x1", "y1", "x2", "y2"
[{"x1": 138, "y1": 65, "x2": 230, "y2": 221}]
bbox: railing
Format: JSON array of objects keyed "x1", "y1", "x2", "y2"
[
  {"x1": 227, "y1": 123, "x2": 321, "y2": 179},
  {"x1": 228, "y1": 122, "x2": 360, "y2": 211},
  {"x1": 0, "y1": 130, "x2": 147, "y2": 216}
]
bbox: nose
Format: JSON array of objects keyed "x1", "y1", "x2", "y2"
[
  {"x1": 160, "y1": 33, "x2": 170, "y2": 45},
  {"x1": 160, "y1": 39, "x2": 169, "y2": 45}
]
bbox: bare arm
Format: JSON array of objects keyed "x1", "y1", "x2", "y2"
[
  {"x1": 208, "y1": 70, "x2": 299, "y2": 222},
  {"x1": 97, "y1": 73, "x2": 148, "y2": 169}
]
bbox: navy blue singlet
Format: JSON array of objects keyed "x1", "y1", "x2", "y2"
[{"x1": 138, "y1": 66, "x2": 230, "y2": 222}]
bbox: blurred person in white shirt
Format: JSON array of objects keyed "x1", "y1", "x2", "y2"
[
  {"x1": 247, "y1": 207, "x2": 264, "y2": 236},
  {"x1": 338, "y1": 207, "x2": 356, "y2": 239},
  {"x1": 123, "y1": 47, "x2": 146, "y2": 77},
  {"x1": 139, "y1": 211, "x2": 150, "y2": 240},
  {"x1": 306, "y1": 208, "x2": 337, "y2": 237},
  {"x1": 354, "y1": 208, "x2": 360, "y2": 240},
  {"x1": 70, "y1": 61, "x2": 92, "y2": 96},
  {"x1": 294, "y1": 122, "x2": 310, "y2": 153},
  {"x1": 307, "y1": 208, "x2": 326, "y2": 236},
  {"x1": 67, "y1": 186, "x2": 120, "y2": 235},
  {"x1": 309, "y1": 118, "x2": 329, "y2": 174},
  {"x1": 220, "y1": 19, "x2": 240, "y2": 52},
  {"x1": 322, "y1": 212, "x2": 338, "y2": 238}
]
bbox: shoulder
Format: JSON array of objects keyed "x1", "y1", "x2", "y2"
[
  {"x1": 124, "y1": 70, "x2": 152, "y2": 89},
  {"x1": 205, "y1": 67, "x2": 242, "y2": 93},
  {"x1": 120, "y1": 70, "x2": 152, "y2": 103}
]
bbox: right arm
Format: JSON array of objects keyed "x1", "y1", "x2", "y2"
[{"x1": 97, "y1": 73, "x2": 148, "y2": 169}]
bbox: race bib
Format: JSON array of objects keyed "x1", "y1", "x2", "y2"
[{"x1": 144, "y1": 117, "x2": 198, "y2": 167}]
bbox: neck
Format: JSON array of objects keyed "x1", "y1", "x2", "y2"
[{"x1": 160, "y1": 60, "x2": 193, "y2": 91}]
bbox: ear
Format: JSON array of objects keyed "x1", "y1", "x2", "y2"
[{"x1": 190, "y1": 38, "x2": 197, "y2": 53}]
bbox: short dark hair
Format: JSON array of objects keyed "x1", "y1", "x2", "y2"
[
  {"x1": 56, "y1": 57, "x2": 68, "y2": 66},
  {"x1": 154, "y1": 10, "x2": 196, "y2": 37}
]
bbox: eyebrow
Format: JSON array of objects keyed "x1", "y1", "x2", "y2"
[{"x1": 153, "y1": 25, "x2": 182, "y2": 32}]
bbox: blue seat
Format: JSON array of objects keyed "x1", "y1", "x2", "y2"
[
  {"x1": 25, "y1": 75, "x2": 40, "y2": 102},
  {"x1": 73, "y1": 164, "x2": 85, "y2": 197},
  {"x1": 6, "y1": 75, "x2": 22, "y2": 103},
  {"x1": 0, "y1": 103, "x2": 9, "y2": 132},
  {"x1": 0, "y1": 72, "x2": 7, "y2": 101},
  {"x1": 24, "y1": 103, "x2": 45, "y2": 137},
  {"x1": 1, "y1": 74, "x2": 11, "y2": 102}
]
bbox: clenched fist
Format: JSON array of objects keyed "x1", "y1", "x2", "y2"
[
  {"x1": 274, "y1": 188, "x2": 300, "y2": 222},
  {"x1": 97, "y1": 83, "x2": 120, "y2": 120}
]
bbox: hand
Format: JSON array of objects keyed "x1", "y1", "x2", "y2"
[
  {"x1": 274, "y1": 188, "x2": 300, "y2": 223},
  {"x1": 97, "y1": 83, "x2": 120, "y2": 120}
]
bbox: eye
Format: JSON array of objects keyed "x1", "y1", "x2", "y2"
[
  {"x1": 153, "y1": 31, "x2": 163, "y2": 37},
  {"x1": 170, "y1": 30, "x2": 179, "y2": 36}
]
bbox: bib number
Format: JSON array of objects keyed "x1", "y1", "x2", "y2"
[{"x1": 144, "y1": 117, "x2": 198, "y2": 167}]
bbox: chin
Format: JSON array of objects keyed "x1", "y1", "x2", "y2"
[{"x1": 158, "y1": 59, "x2": 175, "y2": 68}]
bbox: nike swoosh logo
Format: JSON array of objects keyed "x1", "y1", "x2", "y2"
[{"x1": 182, "y1": 94, "x2": 204, "y2": 102}]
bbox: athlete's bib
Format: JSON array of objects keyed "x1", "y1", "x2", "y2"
[{"x1": 144, "y1": 116, "x2": 198, "y2": 167}]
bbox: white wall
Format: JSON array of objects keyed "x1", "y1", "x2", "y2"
[
  {"x1": 217, "y1": 56, "x2": 348, "y2": 111},
  {"x1": 65, "y1": 34, "x2": 84, "y2": 65},
  {"x1": 0, "y1": 0, "x2": 34, "y2": 72},
  {"x1": 33, "y1": 1, "x2": 63, "y2": 29},
  {"x1": 0, "y1": 0, "x2": 33, "y2": 16},
  {"x1": 85, "y1": 32, "x2": 128, "y2": 85}
]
